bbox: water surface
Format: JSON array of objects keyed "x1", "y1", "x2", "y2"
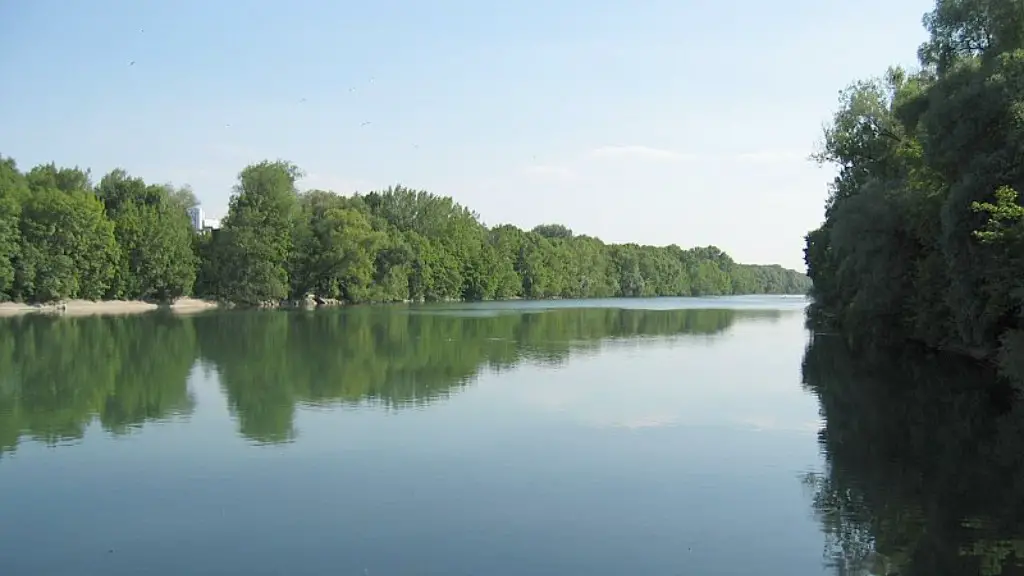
[{"x1": 0, "y1": 296, "x2": 858, "y2": 574}]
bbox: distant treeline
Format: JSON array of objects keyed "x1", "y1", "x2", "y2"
[
  {"x1": 0, "y1": 156, "x2": 811, "y2": 305},
  {"x1": 805, "y1": 0, "x2": 1024, "y2": 363}
]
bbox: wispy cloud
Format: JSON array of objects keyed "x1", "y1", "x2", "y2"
[{"x1": 589, "y1": 145, "x2": 699, "y2": 162}]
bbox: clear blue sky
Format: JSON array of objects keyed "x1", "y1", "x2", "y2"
[{"x1": 0, "y1": 0, "x2": 933, "y2": 270}]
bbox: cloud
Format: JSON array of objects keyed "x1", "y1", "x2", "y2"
[{"x1": 589, "y1": 145, "x2": 698, "y2": 162}]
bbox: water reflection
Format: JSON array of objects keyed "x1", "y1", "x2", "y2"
[
  {"x1": 0, "y1": 305, "x2": 784, "y2": 451},
  {"x1": 0, "y1": 313, "x2": 197, "y2": 454},
  {"x1": 801, "y1": 334, "x2": 1024, "y2": 575}
]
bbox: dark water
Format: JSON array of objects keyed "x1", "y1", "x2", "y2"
[
  {"x1": 0, "y1": 296, "x2": 1020, "y2": 575},
  {"x1": 802, "y1": 335, "x2": 1024, "y2": 576}
]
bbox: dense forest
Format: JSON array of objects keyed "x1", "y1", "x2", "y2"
[
  {"x1": 804, "y1": 0, "x2": 1024, "y2": 367},
  {"x1": 0, "y1": 156, "x2": 810, "y2": 306}
]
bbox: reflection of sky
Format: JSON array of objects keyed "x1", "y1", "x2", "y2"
[
  {"x1": 410, "y1": 294, "x2": 810, "y2": 316},
  {"x1": 487, "y1": 310, "x2": 821, "y2": 433},
  {"x1": 423, "y1": 307, "x2": 815, "y2": 432}
]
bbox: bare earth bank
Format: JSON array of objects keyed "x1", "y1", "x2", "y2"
[{"x1": 0, "y1": 298, "x2": 221, "y2": 317}]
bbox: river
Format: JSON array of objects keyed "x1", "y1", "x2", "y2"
[{"x1": 0, "y1": 296, "x2": 1020, "y2": 575}]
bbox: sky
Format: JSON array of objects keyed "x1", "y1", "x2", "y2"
[{"x1": 0, "y1": 0, "x2": 934, "y2": 271}]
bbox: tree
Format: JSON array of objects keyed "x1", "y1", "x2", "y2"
[
  {"x1": 290, "y1": 190, "x2": 382, "y2": 302},
  {"x1": 16, "y1": 188, "x2": 119, "y2": 302},
  {"x1": 804, "y1": 0, "x2": 1024, "y2": 363},
  {"x1": 96, "y1": 170, "x2": 198, "y2": 301},
  {"x1": 531, "y1": 223, "x2": 573, "y2": 239},
  {"x1": 918, "y1": 0, "x2": 1024, "y2": 74},
  {"x1": 164, "y1": 184, "x2": 199, "y2": 211},
  {"x1": 25, "y1": 163, "x2": 92, "y2": 195},
  {"x1": 210, "y1": 161, "x2": 301, "y2": 305},
  {"x1": 0, "y1": 156, "x2": 27, "y2": 301}
]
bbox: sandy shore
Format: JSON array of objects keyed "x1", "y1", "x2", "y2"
[
  {"x1": 166, "y1": 297, "x2": 222, "y2": 315},
  {"x1": 0, "y1": 298, "x2": 221, "y2": 317}
]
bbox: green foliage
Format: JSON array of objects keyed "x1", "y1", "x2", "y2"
[
  {"x1": 289, "y1": 190, "x2": 383, "y2": 301},
  {"x1": 805, "y1": 0, "x2": 1024, "y2": 360},
  {"x1": 163, "y1": 183, "x2": 199, "y2": 212},
  {"x1": 918, "y1": 0, "x2": 1024, "y2": 74},
  {"x1": 200, "y1": 161, "x2": 301, "y2": 305},
  {"x1": 972, "y1": 185, "x2": 1024, "y2": 243},
  {"x1": 96, "y1": 170, "x2": 197, "y2": 301},
  {"x1": 531, "y1": 223, "x2": 573, "y2": 239},
  {"x1": 25, "y1": 163, "x2": 92, "y2": 195},
  {"x1": 0, "y1": 157, "x2": 810, "y2": 306},
  {"x1": 0, "y1": 156, "x2": 27, "y2": 301},
  {"x1": 15, "y1": 187, "x2": 119, "y2": 302}
]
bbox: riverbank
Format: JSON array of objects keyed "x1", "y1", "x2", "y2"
[{"x1": 0, "y1": 298, "x2": 222, "y2": 317}]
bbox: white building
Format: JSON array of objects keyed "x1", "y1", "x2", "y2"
[
  {"x1": 202, "y1": 218, "x2": 221, "y2": 231},
  {"x1": 187, "y1": 206, "x2": 205, "y2": 231}
]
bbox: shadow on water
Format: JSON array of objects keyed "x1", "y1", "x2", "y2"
[
  {"x1": 0, "y1": 304, "x2": 784, "y2": 451},
  {"x1": 801, "y1": 334, "x2": 1024, "y2": 575}
]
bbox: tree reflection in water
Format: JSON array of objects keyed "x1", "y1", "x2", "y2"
[
  {"x1": 0, "y1": 305, "x2": 768, "y2": 450},
  {"x1": 802, "y1": 334, "x2": 1024, "y2": 575}
]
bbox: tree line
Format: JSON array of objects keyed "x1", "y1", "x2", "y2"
[
  {"x1": 804, "y1": 0, "x2": 1024, "y2": 368},
  {"x1": 0, "y1": 156, "x2": 810, "y2": 306}
]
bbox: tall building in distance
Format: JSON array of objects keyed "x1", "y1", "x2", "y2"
[{"x1": 187, "y1": 206, "x2": 204, "y2": 231}]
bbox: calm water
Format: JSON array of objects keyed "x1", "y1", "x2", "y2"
[{"x1": 0, "y1": 296, "x2": 1020, "y2": 575}]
